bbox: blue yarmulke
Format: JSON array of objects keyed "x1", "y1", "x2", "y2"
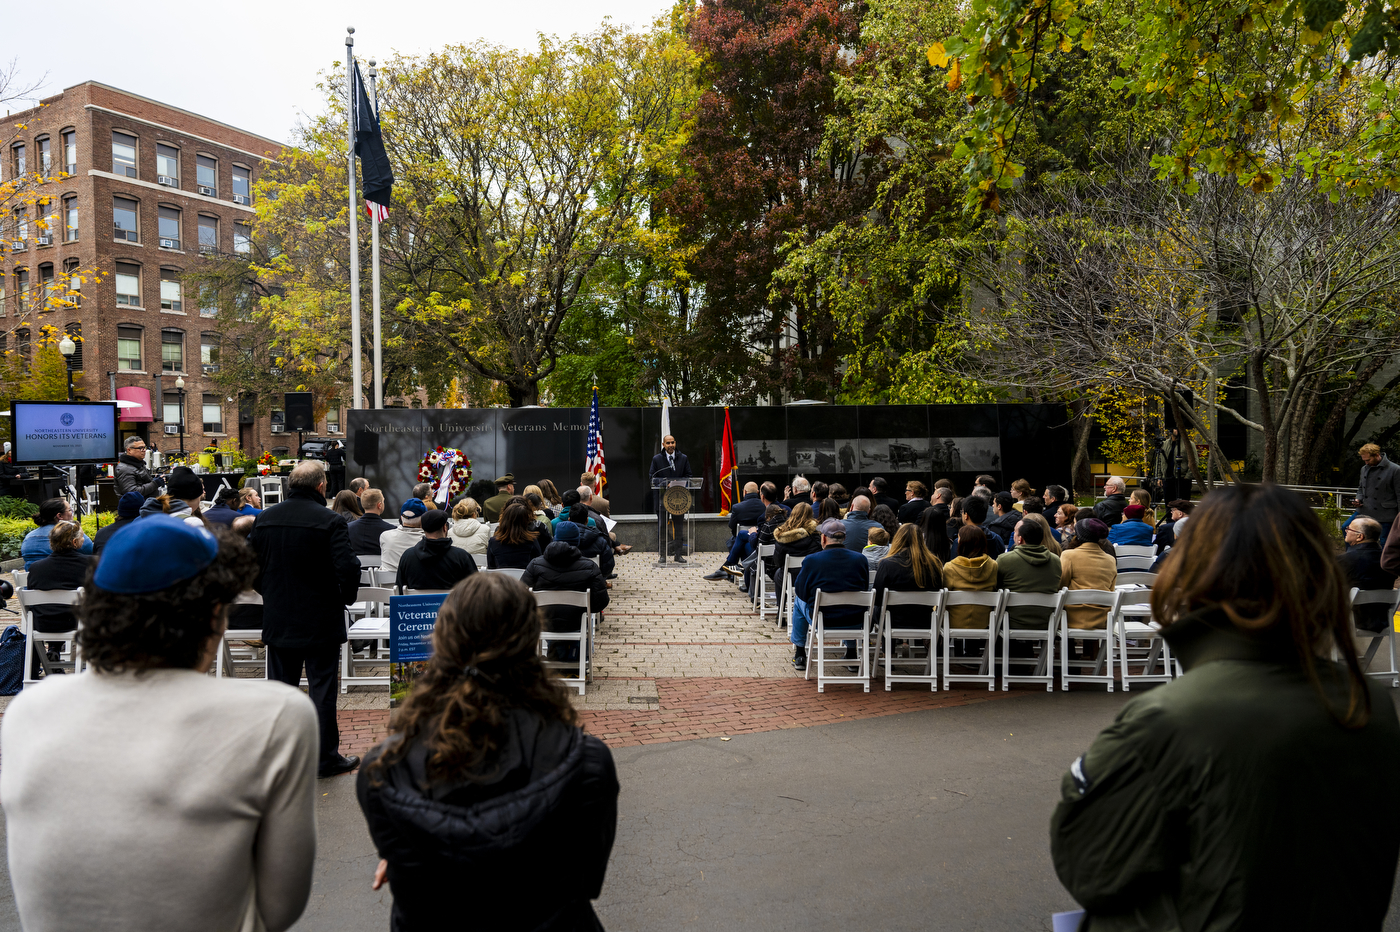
[
  {"x1": 117, "y1": 491, "x2": 144, "y2": 519},
  {"x1": 93, "y1": 513, "x2": 219, "y2": 594},
  {"x1": 553, "y1": 520, "x2": 580, "y2": 542}
]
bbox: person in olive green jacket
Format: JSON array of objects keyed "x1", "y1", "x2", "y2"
[
  {"x1": 994, "y1": 519, "x2": 1062, "y2": 629},
  {"x1": 1051, "y1": 485, "x2": 1400, "y2": 931}
]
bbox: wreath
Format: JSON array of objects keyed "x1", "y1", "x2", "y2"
[{"x1": 418, "y1": 446, "x2": 473, "y2": 505}]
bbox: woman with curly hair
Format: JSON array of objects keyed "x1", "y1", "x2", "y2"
[{"x1": 357, "y1": 573, "x2": 618, "y2": 931}]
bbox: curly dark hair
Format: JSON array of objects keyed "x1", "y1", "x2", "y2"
[
  {"x1": 870, "y1": 503, "x2": 899, "y2": 538},
  {"x1": 371, "y1": 573, "x2": 576, "y2": 785},
  {"x1": 76, "y1": 528, "x2": 258, "y2": 672}
]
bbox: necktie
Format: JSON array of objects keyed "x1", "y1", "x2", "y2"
[{"x1": 668, "y1": 454, "x2": 675, "y2": 470}]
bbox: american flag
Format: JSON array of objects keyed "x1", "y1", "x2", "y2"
[
  {"x1": 586, "y1": 387, "x2": 607, "y2": 494},
  {"x1": 365, "y1": 200, "x2": 389, "y2": 222}
]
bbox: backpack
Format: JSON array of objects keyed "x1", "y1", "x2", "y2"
[{"x1": 0, "y1": 623, "x2": 26, "y2": 695}]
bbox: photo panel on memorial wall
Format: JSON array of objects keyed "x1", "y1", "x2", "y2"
[
  {"x1": 788, "y1": 439, "x2": 836, "y2": 475},
  {"x1": 928, "y1": 437, "x2": 1002, "y2": 473}
]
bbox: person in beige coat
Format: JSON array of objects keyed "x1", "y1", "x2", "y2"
[
  {"x1": 1059, "y1": 517, "x2": 1118, "y2": 629},
  {"x1": 944, "y1": 525, "x2": 999, "y2": 628},
  {"x1": 449, "y1": 498, "x2": 490, "y2": 557}
]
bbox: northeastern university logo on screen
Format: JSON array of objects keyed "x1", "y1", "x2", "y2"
[{"x1": 60, "y1": 413, "x2": 74, "y2": 427}]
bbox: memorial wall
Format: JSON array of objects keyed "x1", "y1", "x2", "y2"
[{"x1": 347, "y1": 403, "x2": 1072, "y2": 516}]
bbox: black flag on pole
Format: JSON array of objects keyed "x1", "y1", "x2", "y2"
[{"x1": 352, "y1": 63, "x2": 394, "y2": 213}]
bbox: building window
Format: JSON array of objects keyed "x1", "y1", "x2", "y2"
[
  {"x1": 63, "y1": 322, "x2": 82, "y2": 369},
  {"x1": 11, "y1": 144, "x2": 25, "y2": 177},
  {"x1": 326, "y1": 407, "x2": 340, "y2": 433},
  {"x1": 115, "y1": 262, "x2": 140, "y2": 306},
  {"x1": 163, "y1": 392, "x2": 182, "y2": 427},
  {"x1": 15, "y1": 269, "x2": 28, "y2": 316},
  {"x1": 112, "y1": 132, "x2": 137, "y2": 177},
  {"x1": 234, "y1": 222, "x2": 251, "y2": 256},
  {"x1": 160, "y1": 274, "x2": 182, "y2": 312},
  {"x1": 157, "y1": 206, "x2": 180, "y2": 250},
  {"x1": 232, "y1": 165, "x2": 251, "y2": 204},
  {"x1": 38, "y1": 265, "x2": 54, "y2": 309},
  {"x1": 37, "y1": 199, "x2": 56, "y2": 245},
  {"x1": 12, "y1": 207, "x2": 27, "y2": 246},
  {"x1": 196, "y1": 155, "x2": 217, "y2": 196},
  {"x1": 63, "y1": 196, "x2": 78, "y2": 242},
  {"x1": 198, "y1": 215, "x2": 218, "y2": 254},
  {"x1": 161, "y1": 329, "x2": 184, "y2": 372},
  {"x1": 36, "y1": 137, "x2": 50, "y2": 175},
  {"x1": 271, "y1": 407, "x2": 285, "y2": 434},
  {"x1": 199, "y1": 287, "x2": 218, "y2": 318},
  {"x1": 202, "y1": 394, "x2": 222, "y2": 433},
  {"x1": 0, "y1": 277, "x2": 5, "y2": 317},
  {"x1": 156, "y1": 144, "x2": 179, "y2": 187},
  {"x1": 113, "y1": 196, "x2": 138, "y2": 241},
  {"x1": 62, "y1": 130, "x2": 76, "y2": 175},
  {"x1": 117, "y1": 325, "x2": 142, "y2": 370},
  {"x1": 16, "y1": 329, "x2": 30, "y2": 371},
  {"x1": 201, "y1": 333, "x2": 220, "y2": 372},
  {"x1": 63, "y1": 259, "x2": 81, "y2": 308}
]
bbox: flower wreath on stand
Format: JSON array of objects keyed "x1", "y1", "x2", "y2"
[
  {"x1": 418, "y1": 446, "x2": 473, "y2": 508},
  {"x1": 256, "y1": 451, "x2": 278, "y2": 475}
]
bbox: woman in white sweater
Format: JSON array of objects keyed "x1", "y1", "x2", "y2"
[
  {"x1": 1, "y1": 515, "x2": 320, "y2": 932},
  {"x1": 449, "y1": 497, "x2": 491, "y2": 556}
]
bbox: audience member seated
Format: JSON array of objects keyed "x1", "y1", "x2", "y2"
[
  {"x1": 578, "y1": 472, "x2": 611, "y2": 517},
  {"x1": 379, "y1": 498, "x2": 427, "y2": 572},
  {"x1": 760, "y1": 481, "x2": 789, "y2": 515},
  {"x1": 1019, "y1": 512, "x2": 1062, "y2": 556},
  {"x1": 1108, "y1": 504, "x2": 1155, "y2": 546},
  {"x1": 1340, "y1": 516, "x2": 1398, "y2": 631},
  {"x1": 1010, "y1": 479, "x2": 1034, "y2": 512},
  {"x1": 898, "y1": 481, "x2": 932, "y2": 525},
  {"x1": 873, "y1": 524, "x2": 944, "y2": 631},
  {"x1": 817, "y1": 497, "x2": 842, "y2": 523},
  {"x1": 523, "y1": 491, "x2": 558, "y2": 540},
  {"x1": 996, "y1": 520, "x2": 1063, "y2": 630},
  {"x1": 953, "y1": 495, "x2": 1006, "y2": 557},
  {"x1": 944, "y1": 525, "x2": 999, "y2": 629},
  {"x1": 1042, "y1": 485, "x2": 1068, "y2": 522},
  {"x1": 487, "y1": 502, "x2": 545, "y2": 570},
  {"x1": 203, "y1": 488, "x2": 244, "y2": 527},
  {"x1": 26, "y1": 521, "x2": 90, "y2": 647},
  {"x1": 349, "y1": 477, "x2": 369, "y2": 500},
  {"x1": 412, "y1": 482, "x2": 434, "y2": 506},
  {"x1": 355, "y1": 575, "x2": 618, "y2": 931},
  {"x1": 788, "y1": 519, "x2": 870, "y2": 671},
  {"x1": 1093, "y1": 476, "x2": 1129, "y2": 525},
  {"x1": 741, "y1": 504, "x2": 789, "y2": 596},
  {"x1": 1060, "y1": 518, "x2": 1118, "y2": 629},
  {"x1": 782, "y1": 476, "x2": 813, "y2": 512},
  {"x1": 704, "y1": 482, "x2": 766, "y2": 580},
  {"x1": 238, "y1": 486, "x2": 264, "y2": 516},
  {"x1": 985, "y1": 493, "x2": 1021, "y2": 547},
  {"x1": 94, "y1": 492, "x2": 143, "y2": 554},
  {"x1": 534, "y1": 478, "x2": 564, "y2": 518},
  {"x1": 396, "y1": 510, "x2": 478, "y2": 591},
  {"x1": 974, "y1": 474, "x2": 999, "y2": 495},
  {"x1": 331, "y1": 490, "x2": 364, "y2": 521},
  {"x1": 919, "y1": 505, "x2": 952, "y2": 564},
  {"x1": 1020, "y1": 495, "x2": 1046, "y2": 522},
  {"x1": 1154, "y1": 499, "x2": 1192, "y2": 554},
  {"x1": 565, "y1": 504, "x2": 615, "y2": 577},
  {"x1": 525, "y1": 521, "x2": 612, "y2": 635},
  {"x1": 870, "y1": 503, "x2": 900, "y2": 541},
  {"x1": 482, "y1": 475, "x2": 515, "y2": 522},
  {"x1": 771, "y1": 503, "x2": 821, "y2": 605},
  {"x1": 862, "y1": 526, "x2": 890, "y2": 568},
  {"x1": 349, "y1": 489, "x2": 395, "y2": 557},
  {"x1": 868, "y1": 477, "x2": 903, "y2": 513},
  {"x1": 466, "y1": 478, "x2": 499, "y2": 514},
  {"x1": 4, "y1": 516, "x2": 319, "y2": 932},
  {"x1": 551, "y1": 490, "x2": 598, "y2": 532},
  {"x1": 21, "y1": 498, "x2": 94, "y2": 570},
  {"x1": 842, "y1": 495, "x2": 881, "y2": 551},
  {"x1": 449, "y1": 498, "x2": 490, "y2": 557},
  {"x1": 829, "y1": 483, "x2": 851, "y2": 514},
  {"x1": 1055, "y1": 503, "x2": 1079, "y2": 545}
]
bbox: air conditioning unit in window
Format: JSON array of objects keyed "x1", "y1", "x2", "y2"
[
  {"x1": 157, "y1": 175, "x2": 176, "y2": 187},
  {"x1": 202, "y1": 364, "x2": 218, "y2": 374},
  {"x1": 270, "y1": 425, "x2": 285, "y2": 434},
  {"x1": 163, "y1": 424, "x2": 180, "y2": 434},
  {"x1": 197, "y1": 185, "x2": 216, "y2": 197},
  {"x1": 35, "y1": 235, "x2": 50, "y2": 246},
  {"x1": 232, "y1": 194, "x2": 249, "y2": 205},
  {"x1": 159, "y1": 238, "x2": 177, "y2": 249}
]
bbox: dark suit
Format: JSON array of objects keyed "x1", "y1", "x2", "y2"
[
  {"x1": 1339, "y1": 541, "x2": 1398, "y2": 631},
  {"x1": 650, "y1": 450, "x2": 692, "y2": 560}
]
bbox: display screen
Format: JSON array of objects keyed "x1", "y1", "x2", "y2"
[{"x1": 10, "y1": 401, "x2": 121, "y2": 465}]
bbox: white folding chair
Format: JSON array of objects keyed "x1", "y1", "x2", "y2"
[
  {"x1": 342, "y1": 586, "x2": 394, "y2": 692},
  {"x1": 485, "y1": 567, "x2": 526, "y2": 580},
  {"x1": 587, "y1": 555, "x2": 601, "y2": 568},
  {"x1": 1115, "y1": 545, "x2": 1156, "y2": 559},
  {"x1": 1116, "y1": 554, "x2": 1155, "y2": 572},
  {"x1": 999, "y1": 589, "x2": 1068, "y2": 692},
  {"x1": 401, "y1": 588, "x2": 453, "y2": 596},
  {"x1": 217, "y1": 590, "x2": 265, "y2": 678},
  {"x1": 369, "y1": 567, "x2": 398, "y2": 588},
  {"x1": 1113, "y1": 589, "x2": 1174, "y2": 690},
  {"x1": 878, "y1": 590, "x2": 943, "y2": 691},
  {"x1": 1349, "y1": 588, "x2": 1400, "y2": 688},
  {"x1": 532, "y1": 589, "x2": 592, "y2": 695},
  {"x1": 940, "y1": 589, "x2": 1006, "y2": 691},
  {"x1": 804, "y1": 588, "x2": 876, "y2": 693},
  {"x1": 1116, "y1": 571, "x2": 1157, "y2": 588},
  {"x1": 11, "y1": 570, "x2": 28, "y2": 590},
  {"x1": 358, "y1": 555, "x2": 382, "y2": 568},
  {"x1": 19, "y1": 588, "x2": 83, "y2": 687},
  {"x1": 259, "y1": 476, "x2": 283, "y2": 505},
  {"x1": 778, "y1": 554, "x2": 808, "y2": 629},
  {"x1": 1058, "y1": 589, "x2": 1122, "y2": 691},
  {"x1": 756, "y1": 544, "x2": 778, "y2": 621}
]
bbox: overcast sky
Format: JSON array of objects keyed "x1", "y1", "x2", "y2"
[{"x1": 0, "y1": 0, "x2": 677, "y2": 145}]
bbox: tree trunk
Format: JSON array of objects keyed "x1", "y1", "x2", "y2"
[
  {"x1": 1251, "y1": 351, "x2": 1277, "y2": 483},
  {"x1": 1069, "y1": 396, "x2": 1094, "y2": 499},
  {"x1": 508, "y1": 381, "x2": 539, "y2": 407}
]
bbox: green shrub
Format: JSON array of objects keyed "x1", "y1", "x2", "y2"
[
  {"x1": 0, "y1": 511, "x2": 116, "y2": 561},
  {"x1": 0, "y1": 497, "x2": 38, "y2": 520}
]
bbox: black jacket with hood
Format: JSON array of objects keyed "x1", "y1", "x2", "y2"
[
  {"x1": 521, "y1": 541, "x2": 610, "y2": 632},
  {"x1": 395, "y1": 536, "x2": 478, "y2": 591},
  {"x1": 357, "y1": 709, "x2": 619, "y2": 932}
]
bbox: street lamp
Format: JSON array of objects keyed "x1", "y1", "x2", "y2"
[
  {"x1": 58, "y1": 334, "x2": 75, "y2": 401},
  {"x1": 174, "y1": 375, "x2": 186, "y2": 459}
]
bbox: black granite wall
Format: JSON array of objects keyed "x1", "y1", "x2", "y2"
[{"x1": 347, "y1": 403, "x2": 1072, "y2": 517}]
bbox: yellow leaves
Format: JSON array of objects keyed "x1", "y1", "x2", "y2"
[
  {"x1": 508, "y1": 271, "x2": 527, "y2": 287},
  {"x1": 927, "y1": 42, "x2": 949, "y2": 68},
  {"x1": 946, "y1": 59, "x2": 962, "y2": 91},
  {"x1": 1080, "y1": 27, "x2": 1094, "y2": 50},
  {"x1": 1300, "y1": 27, "x2": 1324, "y2": 45}
]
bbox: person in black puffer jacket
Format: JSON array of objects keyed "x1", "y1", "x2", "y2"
[
  {"x1": 113, "y1": 437, "x2": 162, "y2": 499},
  {"x1": 563, "y1": 504, "x2": 615, "y2": 577},
  {"x1": 357, "y1": 574, "x2": 618, "y2": 932},
  {"x1": 523, "y1": 522, "x2": 610, "y2": 632}
]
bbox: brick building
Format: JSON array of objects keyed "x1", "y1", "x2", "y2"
[{"x1": 0, "y1": 81, "x2": 346, "y2": 459}]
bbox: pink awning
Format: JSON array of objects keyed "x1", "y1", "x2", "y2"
[{"x1": 116, "y1": 386, "x2": 153, "y2": 422}]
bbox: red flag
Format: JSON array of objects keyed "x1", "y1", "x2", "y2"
[{"x1": 719, "y1": 406, "x2": 737, "y2": 515}]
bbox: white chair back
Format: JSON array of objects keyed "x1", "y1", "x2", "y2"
[
  {"x1": 217, "y1": 591, "x2": 266, "y2": 679},
  {"x1": 1350, "y1": 588, "x2": 1400, "y2": 687},
  {"x1": 1114, "y1": 544, "x2": 1156, "y2": 558},
  {"x1": 1116, "y1": 554, "x2": 1155, "y2": 571},
  {"x1": 1058, "y1": 589, "x2": 1122, "y2": 691},
  {"x1": 1116, "y1": 571, "x2": 1156, "y2": 588},
  {"x1": 485, "y1": 567, "x2": 526, "y2": 580},
  {"x1": 998, "y1": 589, "x2": 1068, "y2": 692},
  {"x1": 531, "y1": 589, "x2": 592, "y2": 695},
  {"x1": 1112, "y1": 589, "x2": 1174, "y2": 689},
  {"x1": 878, "y1": 589, "x2": 943, "y2": 692},
  {"x1": 358, "y1": 554, "x2": 382, "y2": 567},
  {"x1": 19, "y1": 587, "x2": 83, "y2": 687},
  {"x1": 259, "y1": 477, "x2": 283, "y2": 505},
  {"x1": 806, "y1": 588, "x2": 876, "y2": 693},
  {"x1": 940, "y1": 589, "x2": 1006, "y2": 690},
  {"x1": 401, "y1": 587, "x2": 453, "y2": 596},
  {"x1": 778, "y1": 554, "x2": 809, "y2": 629},
  {"x1": 756, "y1": 544, "x2": 778, "y2": 621}
]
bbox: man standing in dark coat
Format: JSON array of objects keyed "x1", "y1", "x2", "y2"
[
  {"x1": 1340, "y1": 517, "x2": 1399, "y2": 631},
  {"x1": 482, "y1": 475, "x2": 515, "y2": 523},
  {"x1": 113, "y1": 437, "x2": 161, "y2": 498},
  {"x1": 325, "y1": 440, "x2": 346, "y2": 496},
  {"x1": 250, "y1": 460, "x2": 361, "y2": 777},
  {"x1": 648, "y1": 435, "x2": 692, "y2": 562}
]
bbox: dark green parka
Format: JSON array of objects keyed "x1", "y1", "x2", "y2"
[{"x1": 1051, "y1": 609, "x2": 1400, "y2": 931}]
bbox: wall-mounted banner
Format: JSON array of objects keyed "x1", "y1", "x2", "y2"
[{"x1": 389, "y1": 593, "x2": 447, "y2": 662}]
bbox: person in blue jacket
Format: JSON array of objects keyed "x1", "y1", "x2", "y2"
[
  {"x1": 789, "y1": 519, "x2": 871, "y2": 671},
  {"x1": 1107, "y1": 503, "x2": 1155, "y2": 547},
  {"x1": 20, "y1": 498, "x2": 93, "y2": 570}
]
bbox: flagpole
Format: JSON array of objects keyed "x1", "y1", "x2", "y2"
[
  {"x1": 368, "y1": 58, "x2": 384, "y2": 410},
  {"x1": 345, "y1": 27, "x2": 364, "y2": 411}
]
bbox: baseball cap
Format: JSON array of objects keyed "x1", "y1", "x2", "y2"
[{"x1": 400, "y1": 498, "x2": 427, "y2": 520}]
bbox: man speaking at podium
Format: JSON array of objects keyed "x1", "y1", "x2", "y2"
[{"x1": 650, "y1": 434, "x2": 692, "y2": 563}]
